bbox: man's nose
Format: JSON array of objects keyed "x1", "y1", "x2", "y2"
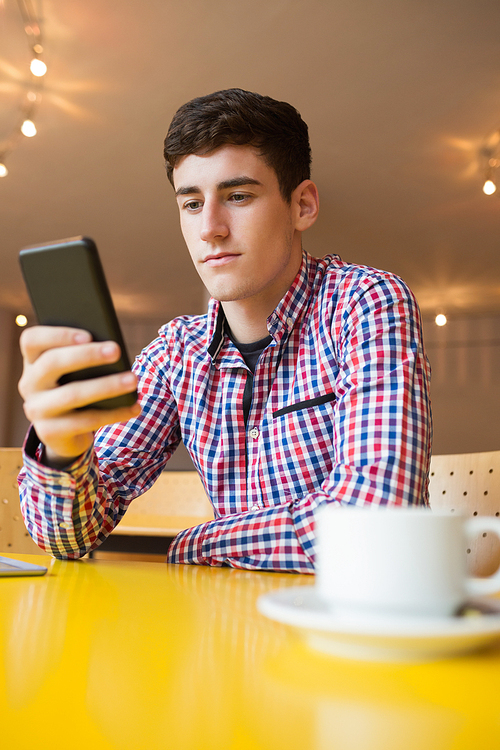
[{"x1": 200, "y1": 200, "x2": 229, "y2": 242}]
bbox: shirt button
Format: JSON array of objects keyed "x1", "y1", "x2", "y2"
[
  {"x1": 59, "y1": 522, "x2": 71, "y2": 530},
  {"x1": 249, "y1": 427, "x2": 259, "y2": 439},
  {"x1": 286, "y1": 317, "x2": 294, "y2": 330},
  {"x1": 251, "y1": 504, "x2": 259, "y2": 511}
]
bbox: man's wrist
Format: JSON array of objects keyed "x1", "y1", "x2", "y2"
[{"x1": 41, "y1": 445, "x2": 82, "y2": 471}]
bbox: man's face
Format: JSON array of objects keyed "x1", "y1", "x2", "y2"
[{"x1": 173, "y1": 145, "x2": 303, "y2": 309}]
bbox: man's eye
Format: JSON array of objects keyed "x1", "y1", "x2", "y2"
[
  {"x1": 185, "y1": 200, "x2": 202, "y2": 210},
  {"x1": 230, "y1": 193, "x2": 248, "y2": 203}
]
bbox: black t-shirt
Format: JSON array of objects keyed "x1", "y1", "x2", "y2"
[
  {"x1": 228, "y1": 331, "x2": 272, "y2": 426},
  {"x1": 230, "y1": 333, "x2": 273, "y2": 373}
]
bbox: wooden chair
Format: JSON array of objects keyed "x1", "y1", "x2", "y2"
[
  {"x1": 429, "y1": 450, "x2": 500, "y2": 576},
  {"x1": 111, "y1": 469, "x2": 214, "y2": 538},
  {"x1": 0, "y1": 447, "x2": 46, "y2": 555},
  {"x1": 92, "y1": 469, "x2": 214, "y2": 560}
]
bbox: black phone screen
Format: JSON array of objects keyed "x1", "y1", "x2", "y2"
[{"x1": 19, "y1": 236, "x2": 137, "y2": 410}]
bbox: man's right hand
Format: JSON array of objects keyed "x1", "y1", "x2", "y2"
[{"x1": 18, "y1": 326, "x2": 141, "y2": 468}]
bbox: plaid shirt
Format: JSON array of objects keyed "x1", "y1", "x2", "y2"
[{"x1": 19, "y1": 251, "x2": 432, "y2": 572}]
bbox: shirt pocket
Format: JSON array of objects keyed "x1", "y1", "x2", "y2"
[
  {"x1": 272, "y1": 391, "x2": 336, "y2": 418},
  {"x1": 269, "y1": 392, "x2": 337, "y2": 496}
]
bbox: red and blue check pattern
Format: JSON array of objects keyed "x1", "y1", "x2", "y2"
[{"x1": 19, "y1": 252, "x2": 432, "y2": 572}]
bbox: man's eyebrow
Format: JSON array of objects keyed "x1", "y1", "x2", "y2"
[
  {"x1": 175, "y1": 176, "x2": 262, "y2": 197},
  {"x1": 217, "y1": 176, "x2": 263, "y2": 191},
  {"x1": 175, "y1": 185, "x2": 200, "y2": 197}
]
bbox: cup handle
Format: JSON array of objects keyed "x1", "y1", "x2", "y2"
[{"x1": 464, "y1": 516, "x2": 500, "y2": 597}]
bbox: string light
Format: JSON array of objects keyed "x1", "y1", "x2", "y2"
[
  {"x1": 483, "y1": 179, "x2": 497, "y2": 195},
  {"x1": 0, "y1": 1, "x2": 46, "y2": 177},
  {"x1": 30, "y1": 58, "x2": 47, "y2": 77},
  {"x1": 15, "y1": 314, "x2": 28, "y2": 327},
  {"x1": 480, "y1": 131, "x2": 500, "y2": 196},
  {"x1": 435, "y1": 314, "x2": 447, "y2": 327},
  {"x1": 21, "y1": 119, "x2": 37, "y2": 137}
]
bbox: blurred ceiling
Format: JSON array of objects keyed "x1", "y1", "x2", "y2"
[{"x1": 1, "y1": 0, "x2": 500, "y2": 327}]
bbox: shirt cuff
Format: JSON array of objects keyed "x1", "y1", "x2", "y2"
[
  {"x1": 167, "y1": 521, "x2": 211, "y2": 565},
  {"x1": 22, "y1": 425, "x2": 94, "y2": 493}
]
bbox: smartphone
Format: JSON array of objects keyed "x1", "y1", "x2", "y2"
[
  {"x1": 0, "y1": 556, "x2": 47, "y2": 577},
  {"x1": 19, "y1": 236, "x2": 137, "y2": 410}
]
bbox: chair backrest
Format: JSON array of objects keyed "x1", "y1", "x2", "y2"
[
  {"x1": 429, "y1": 450, "x2": 500, "y2": 576},
  {"x1": 113, "y1": 470, "x2": 214, "y2": 537},
  {"x1": 132, "y1": 470, "x2": 213, "y2": 517},
  {"x1": 0, "y1": 448, "x2": 46, "y2": 555}
]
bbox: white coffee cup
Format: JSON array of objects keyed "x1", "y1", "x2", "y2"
[{"x1": 315, "y1": 506, "x2": 500, "y2": 618}]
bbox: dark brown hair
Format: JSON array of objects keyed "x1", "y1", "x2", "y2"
[{"x1": 163, "y1": 88, "x2": 311, "y2": 202}]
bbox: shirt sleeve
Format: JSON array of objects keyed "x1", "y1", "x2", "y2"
[
  {"x1": 167, "y1": 276, "x2": 432, "y2": 573},
  {"x1": 18, "y1": 339, "x2": 182, "y2": 559}
]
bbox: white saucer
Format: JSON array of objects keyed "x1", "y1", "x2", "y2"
[{"x1": 257, "y1": 586, "x2": 500, "y2": 662}]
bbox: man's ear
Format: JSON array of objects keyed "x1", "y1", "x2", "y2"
[{"x1": 292, "y1": 180, "x2": 319, "y2": 232}]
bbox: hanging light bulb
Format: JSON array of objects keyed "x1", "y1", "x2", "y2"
[
  {"x1": 21, "y1": 119, "x2": 37, "y2": 137},
  {"x1": 483, "y1": 179, "x2": 497, "y2": 195},
  {"x1": 30, "y1": 58, "x2": 47, "y2": 76},
  {"x1": 1, "y1": 2, "x2": 47, "y2": 177},
  {"x1": 435, "y1": 314, "x2": 447, "y2": 327},
  {"x1": 480, "y1": 135, "x2": 500, "y2": 196},
  {"x1": 15, "y1": 315, "x2": 28, "y2": 327}
]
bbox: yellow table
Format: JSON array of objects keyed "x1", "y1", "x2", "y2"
[{"x1": 1, "y1": 554, "x2": 500, "y2": 750}]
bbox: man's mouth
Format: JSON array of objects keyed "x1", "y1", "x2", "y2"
[{"x1": 203, "y1": 253, "x2": 240, "y2": 267}]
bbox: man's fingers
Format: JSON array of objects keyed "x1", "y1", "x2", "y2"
[
  {"x1": 19, "y1": 340, "x2": 123, "y2": 397},
  {"x1": 38, "y1": 340, "x2": 121, "y2": 386},
  {"x1": 18, "y1": 324, "x2": 140, "y2": 464},
  {"x1": 20, "y1": 326, "x2": 93, "y2": 364},
  {"x1": 23, "y1": 371, "x2": 138, "y2": 422}
]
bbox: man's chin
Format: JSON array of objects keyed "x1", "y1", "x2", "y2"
[
  {"x1": 205, "y1": 285, "x2": 256, "y2": 304},
  {"x1": 211, "y1": 294, "x2": 242, "y2": 303}
]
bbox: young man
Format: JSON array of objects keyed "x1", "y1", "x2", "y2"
[{"x1": 18, "y1": 89, "x2": 432, "y2": 572}]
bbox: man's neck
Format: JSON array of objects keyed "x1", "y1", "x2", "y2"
[
  {"x1": 221, "y1": 299, "x2": 272, "y2": 344},
  {"x1": 221, "y1": 259, "x2": 303, "y2": 343}
]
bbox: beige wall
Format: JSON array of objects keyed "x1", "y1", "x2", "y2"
[{"x1": 423, "y1": 315, "x2": 500, "y2": 455}]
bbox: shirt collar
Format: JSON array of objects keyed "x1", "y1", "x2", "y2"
[
  {"x1": 207, "y1": 302, "x2": 226, "y2": 360},
  {"x1": 206, "y1": 249, "x2": 315, "y2": 362}
]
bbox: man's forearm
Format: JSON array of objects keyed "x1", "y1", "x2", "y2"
[{"x1": 167, "y1": 500, "x2": 317, "y2": 573}]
